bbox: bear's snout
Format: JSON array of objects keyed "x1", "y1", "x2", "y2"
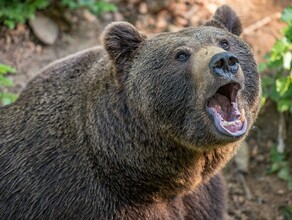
[{"x1": 209, "y1": 52, "x2": 239, "y2": 77}]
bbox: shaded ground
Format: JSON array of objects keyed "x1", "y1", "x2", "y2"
[{"x1": 0, "y1": 0, "x2": 291, "y2": 219}]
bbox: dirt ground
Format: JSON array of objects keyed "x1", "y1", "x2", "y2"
[{"x1": 0, "y1": 0, "x2": 291, "y2": 219}]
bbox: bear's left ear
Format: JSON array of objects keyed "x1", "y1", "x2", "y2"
[
  {"x1": 204, "y1": 5, "x2": 242, "y2": 36},
  {"x1": 103, "y1": 21, "x2": 146, "y2": 68}
]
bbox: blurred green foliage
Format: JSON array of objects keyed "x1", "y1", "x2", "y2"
[
  {"x1": 261, "y1": 6, "x2": 292, "y2": 191},
  {"x1": 0, "y1": 0, "x2": 50, "y2": 29},
  {"x1": 261, "y1": 6, "x2": 292, "y2": 113},
  {"x1": 0, "y1": 64, "x2": 17, "y2": 106},
  {"x1": 283, "y1": 206, "x2": 292, "y2": 220},
  {"x1": 269, "y1": 146, "x2": 292, "y2": 189},
  {"x1": 61, "y1": 0, "x2": 117, "y2": 15},
  {"x1": 0, "y1": 0, "x2": 116, "y2": 29}
]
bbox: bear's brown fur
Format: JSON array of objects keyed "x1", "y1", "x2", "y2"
[{"x1": 0, "y1": 5, "x2": 261, "y2": 219}]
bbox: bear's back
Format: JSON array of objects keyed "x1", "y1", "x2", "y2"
[
  {"x1": 0, "y1": 47, "x2": 113, "y2": 219},
  {"x1": 0, "y1": 46, "x2": 109, "y2": 139}
]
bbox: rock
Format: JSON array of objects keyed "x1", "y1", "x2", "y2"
[
  {"x1": 139, "y1": 2, "x2": 148, "y2": 14},
  {"x1": 238, "y1": 196, "x2": 245, "y2": 204},
  {"x1": 255, "y1": 155, "x2": 265, "y2": 162},
  {"x1": 29, "y1": 14, "x2": 59, "y2": 45},
  {"x1": 156, "y1": 10, "x2": 169, "y2": 30},
  {"x1": 167, "y1": 25, "x2": 183, "y2": 32},
  {"x1": 145, "y1": 0, "x2": 167, "y2": 13},
  {"x1": 113, "y1": 12, "x2": 124, "y2": 21},
  {"x1": 35, "y1": 45, "x2": 43, "y2": 53},
  {"x1": 234, "y1": 140, "x2": 250, "y2": 173},
  {"x1": 175, "y1": 16, "x2": 188, "y2": 26},
  {"x1": 83, "y1": 10, "x2": 97, "y2": 22}
]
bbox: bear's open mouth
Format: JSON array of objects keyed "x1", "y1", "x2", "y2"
[{"x1": 207, "y1": 83, "x2": 247, "y2": 137}]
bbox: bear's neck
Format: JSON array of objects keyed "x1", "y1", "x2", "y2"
[{"x1": 87, "y1": 86, "x2": 236, "y2": 205}]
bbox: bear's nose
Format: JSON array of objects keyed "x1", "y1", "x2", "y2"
[{"x1": 209, "y1": 52, "x2": 239, "y2": 76}]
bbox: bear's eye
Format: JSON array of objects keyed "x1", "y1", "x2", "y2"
[
  {"x1": 176, "y1": 52, "x2": 190, "y2": 62},
  {"x1": 220, "y1": 39, "x2": 230, "y2": 50}
]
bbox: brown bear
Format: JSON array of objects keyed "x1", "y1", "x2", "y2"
[{"x1": 0, "y1": 5, "x2": 261, "y2": 219}]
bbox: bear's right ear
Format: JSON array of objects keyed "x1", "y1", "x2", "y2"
[{"x1": 103, "y1": 22, "x2": 146, "y2": 69}]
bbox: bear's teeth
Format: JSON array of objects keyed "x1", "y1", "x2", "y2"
[
  {"x1": 222, "y1": 121, "x2": 236, "y2": 126},
  {"x1": 222, "y1": 119, "x2": 243, "y2": 127},
  {"x1": 222, "y1": 121, "x2": 229, "y2": 126}
]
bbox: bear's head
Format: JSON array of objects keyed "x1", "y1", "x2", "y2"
[{"x1": 103, "y1": 5, "x2": 261, "y2": 150}]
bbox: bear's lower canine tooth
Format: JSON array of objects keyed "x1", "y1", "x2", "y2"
[{"x1": 239, "y1": 109, "x2": 245, "y2": 122}]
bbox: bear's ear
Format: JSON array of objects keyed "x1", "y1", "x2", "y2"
[
  {"x1": 204, "y1": 5, "x2": 242, "y2": 36},
  {"x1": 103, "y1": 22, "x2": 146, "y2": 67}
]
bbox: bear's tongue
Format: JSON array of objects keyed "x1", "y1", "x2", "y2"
[{"x1": 207, "y1": 92, "x2": 246, "y2": 135}]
